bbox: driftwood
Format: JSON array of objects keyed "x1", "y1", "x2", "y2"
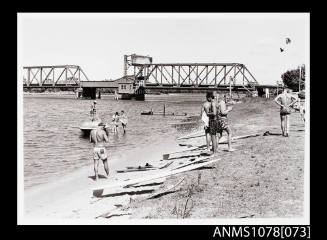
[{"x1": 92, "y1": 158, "x2": 220, "y2": 196}]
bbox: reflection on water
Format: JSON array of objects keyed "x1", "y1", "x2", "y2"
[{"x1": 23, "y1": 94, "x2": 205, "y2": 189}]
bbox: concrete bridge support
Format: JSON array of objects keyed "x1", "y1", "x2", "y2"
[{"x1": 82, "y1": 87, "x2": 97, "y2": 99}]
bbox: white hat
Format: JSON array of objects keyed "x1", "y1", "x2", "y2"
[{"x1": 94, "y1": 100, "x2": 97, "y2": 103}]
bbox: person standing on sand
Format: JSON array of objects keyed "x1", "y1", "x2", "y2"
[
  {"x1": 274, "y1": 88, "x2": 297, "y2": 137},
  {"x1": 214, "y1": 93, "x2": 235, "y2": 152},
  {"x1": 112, "y1": 112, "x2": 120, "y2": 134},
  {"x1": 200, "y1": 92, "x2": 218, "y2": 154},
  {"x1": 90, "y1": 122, "x2": 110, "y2": 181}
]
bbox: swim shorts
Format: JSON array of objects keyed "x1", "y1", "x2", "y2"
[
  {"x1": 216, "y1": 117, "x2": 229, "y2": 134},
  {"x1": 205, "y1": 118, "x2": 218, "y2": 135},
  {"x1": 280, "y1": 108, "x2": 291, "y2": 116},
  {"x1": 93, "y1": 147, "x2": 108, "y2": 160}
]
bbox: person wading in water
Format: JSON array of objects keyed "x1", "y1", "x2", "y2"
[{"x1": 90, "y1": 122, "x2": 110, "y2": 181}]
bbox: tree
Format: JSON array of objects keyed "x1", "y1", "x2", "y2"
[{"x1": 281, "y1": 65, "x2": 305, "y2": 91}]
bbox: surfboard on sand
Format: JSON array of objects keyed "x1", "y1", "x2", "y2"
[{"x1": 201, "y1": 111, "x2": 209, "y2": 127}]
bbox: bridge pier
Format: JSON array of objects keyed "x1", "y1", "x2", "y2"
[{"x1": 82, "y1": 87, "x2": 97, "y2": 99}]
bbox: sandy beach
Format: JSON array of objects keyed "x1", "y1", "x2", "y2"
[
  {"x1": 129, "y1": 97, "x2": 306, "y2": 219},
  {"x1": 23, "y1": 97, "x2": 306, "y2": 223},
  {"x1": 24, "y1": 135, "x2": 184, "y2": 221}
]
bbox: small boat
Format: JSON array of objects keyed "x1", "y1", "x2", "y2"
[
  {"x1": 141, "y1": 111, "x2": 153, "y2": 115},
  {"x1": 79, "y1": 119, "x2": 101, "y2": 135}
]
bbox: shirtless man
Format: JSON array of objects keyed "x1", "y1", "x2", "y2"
[
  {"x1": 120, "y1": 110, "x2": 128, "y2": 133},
  {"x1": 214, "y1": 92, "x2": 234, "y2": 151},
  {"x1": 274, "y1": 88, "x2": 297, "y2": 137},
  {"x1": 90, "y1": 122, "x2": 110, "y2": 181},
  {"x1": 200, "y1": 92, "x2": 218, "y2": 154},
  {"x1": 112, "y1": 112, "x2": 120, "y2": 134}
]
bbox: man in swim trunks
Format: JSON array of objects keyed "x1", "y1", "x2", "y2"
[
  {"x1": 90, "y1": 122, "x2": 110, "y2": 181},
  {"x1": 201, "y1": 92, "x2": 218, "y2": 154},
  {"x1": 120, "y1": 110, "x2": 128, "y2": 133},
  {"x1": 274, "y1": 87, "x2": 297, "y2": 137},
  {"x1": 112, "y1": 112, "x2": 120, "y2": 134},
  {"x1": 214, "y1": 93, "x2": 234, "y2": 152}
]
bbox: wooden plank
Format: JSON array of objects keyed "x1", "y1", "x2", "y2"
[
  {"x1": 147, "y1": 177, "x2": 186, "y2": 199},
  {"x1": 177, "y1": 132, "x2": 261, "y2": 141},
  {"x1": 128, "y1": 178, "x2": 166, "y2": 188},
  {"x1": 92, "y1": 158, "x2": 220, "y2": 194},
  {"x1": 170, "y1": 156, "x2": 216, "y2": 170},
  {"x1": 116, "y1": 168, "x2": 157, "y2": 173},
  {"x1": 159, "y1": 161, "x2": 173, "y2": 169},
  {"x1": 93, "y1": 185, "x2": 157, "y2": 198}
]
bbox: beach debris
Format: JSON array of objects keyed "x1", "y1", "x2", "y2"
[
  {"x1": 117, "y1": 163, "x2": 157, "y2": 173},
  {"x1": 147, "y1": 177, "x2": 185, "y2": 199},
  {"x1": 92, "y1": 158, "x2": 220, "y2": 197}
]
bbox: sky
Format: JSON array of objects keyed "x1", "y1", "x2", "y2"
[{"x1": 19, "y1": 13, "x2": 309, "y2": 85}]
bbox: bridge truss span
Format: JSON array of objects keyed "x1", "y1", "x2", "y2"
[
  {"x1": 132, "y1": 63, "x2": 258, "y2": 90},
  {"x1": 23, "y1": 65, "x2": 90, "y2": 87}
]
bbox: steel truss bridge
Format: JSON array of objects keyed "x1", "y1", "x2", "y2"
[
  {"x1": 131, "y1": 63, "x2": 258, "y2": 91},
  {"x1": 23, "y1": 65, "x2": 89, "y2": 87},
  {"x1": 23, "y1": 54, "x2": 277, "y2": 99}
]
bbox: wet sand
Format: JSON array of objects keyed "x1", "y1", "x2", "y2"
[{"x1": 24, "y1": 136, "x2": 183, "y2": 221}]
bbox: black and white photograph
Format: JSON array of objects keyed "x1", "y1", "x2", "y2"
[{"x1": 17, "y1": 13, "x2": 309, "y2": 225}]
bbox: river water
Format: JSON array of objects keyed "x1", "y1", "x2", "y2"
[{"x1": 23, "y1": 93, "x2": 206, "y2": 190}]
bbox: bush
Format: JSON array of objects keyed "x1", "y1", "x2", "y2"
[{"x1": 281, "y1": 65, "x2": 305, "y2": 91}]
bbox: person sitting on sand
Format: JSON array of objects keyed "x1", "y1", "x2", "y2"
[
  {"x1": 120, "y1": 110, "x2": 128, "y2": 133},
  {"x1": 214, "y1": 93, "x2": 234, "y2": 152},
  {"x1": 90, "y1": 122, "x2": 110, "y2": 181},
  {"x1": 274, "y1": 87, "x2": 298, "y2": 137},
  {"x1": 112, "y1": 112, "x2": 120, "y2": 134},
  {"x1": 200, "y1": 92, "x2": 218, "y2": 155}
]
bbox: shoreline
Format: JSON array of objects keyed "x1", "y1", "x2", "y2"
[
  {"x1": 24, "y1": 134, "x2": 185, "y2": 220},
  {"x1": 23, "y1": 97, "x2": 305, "y2": 222}
]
